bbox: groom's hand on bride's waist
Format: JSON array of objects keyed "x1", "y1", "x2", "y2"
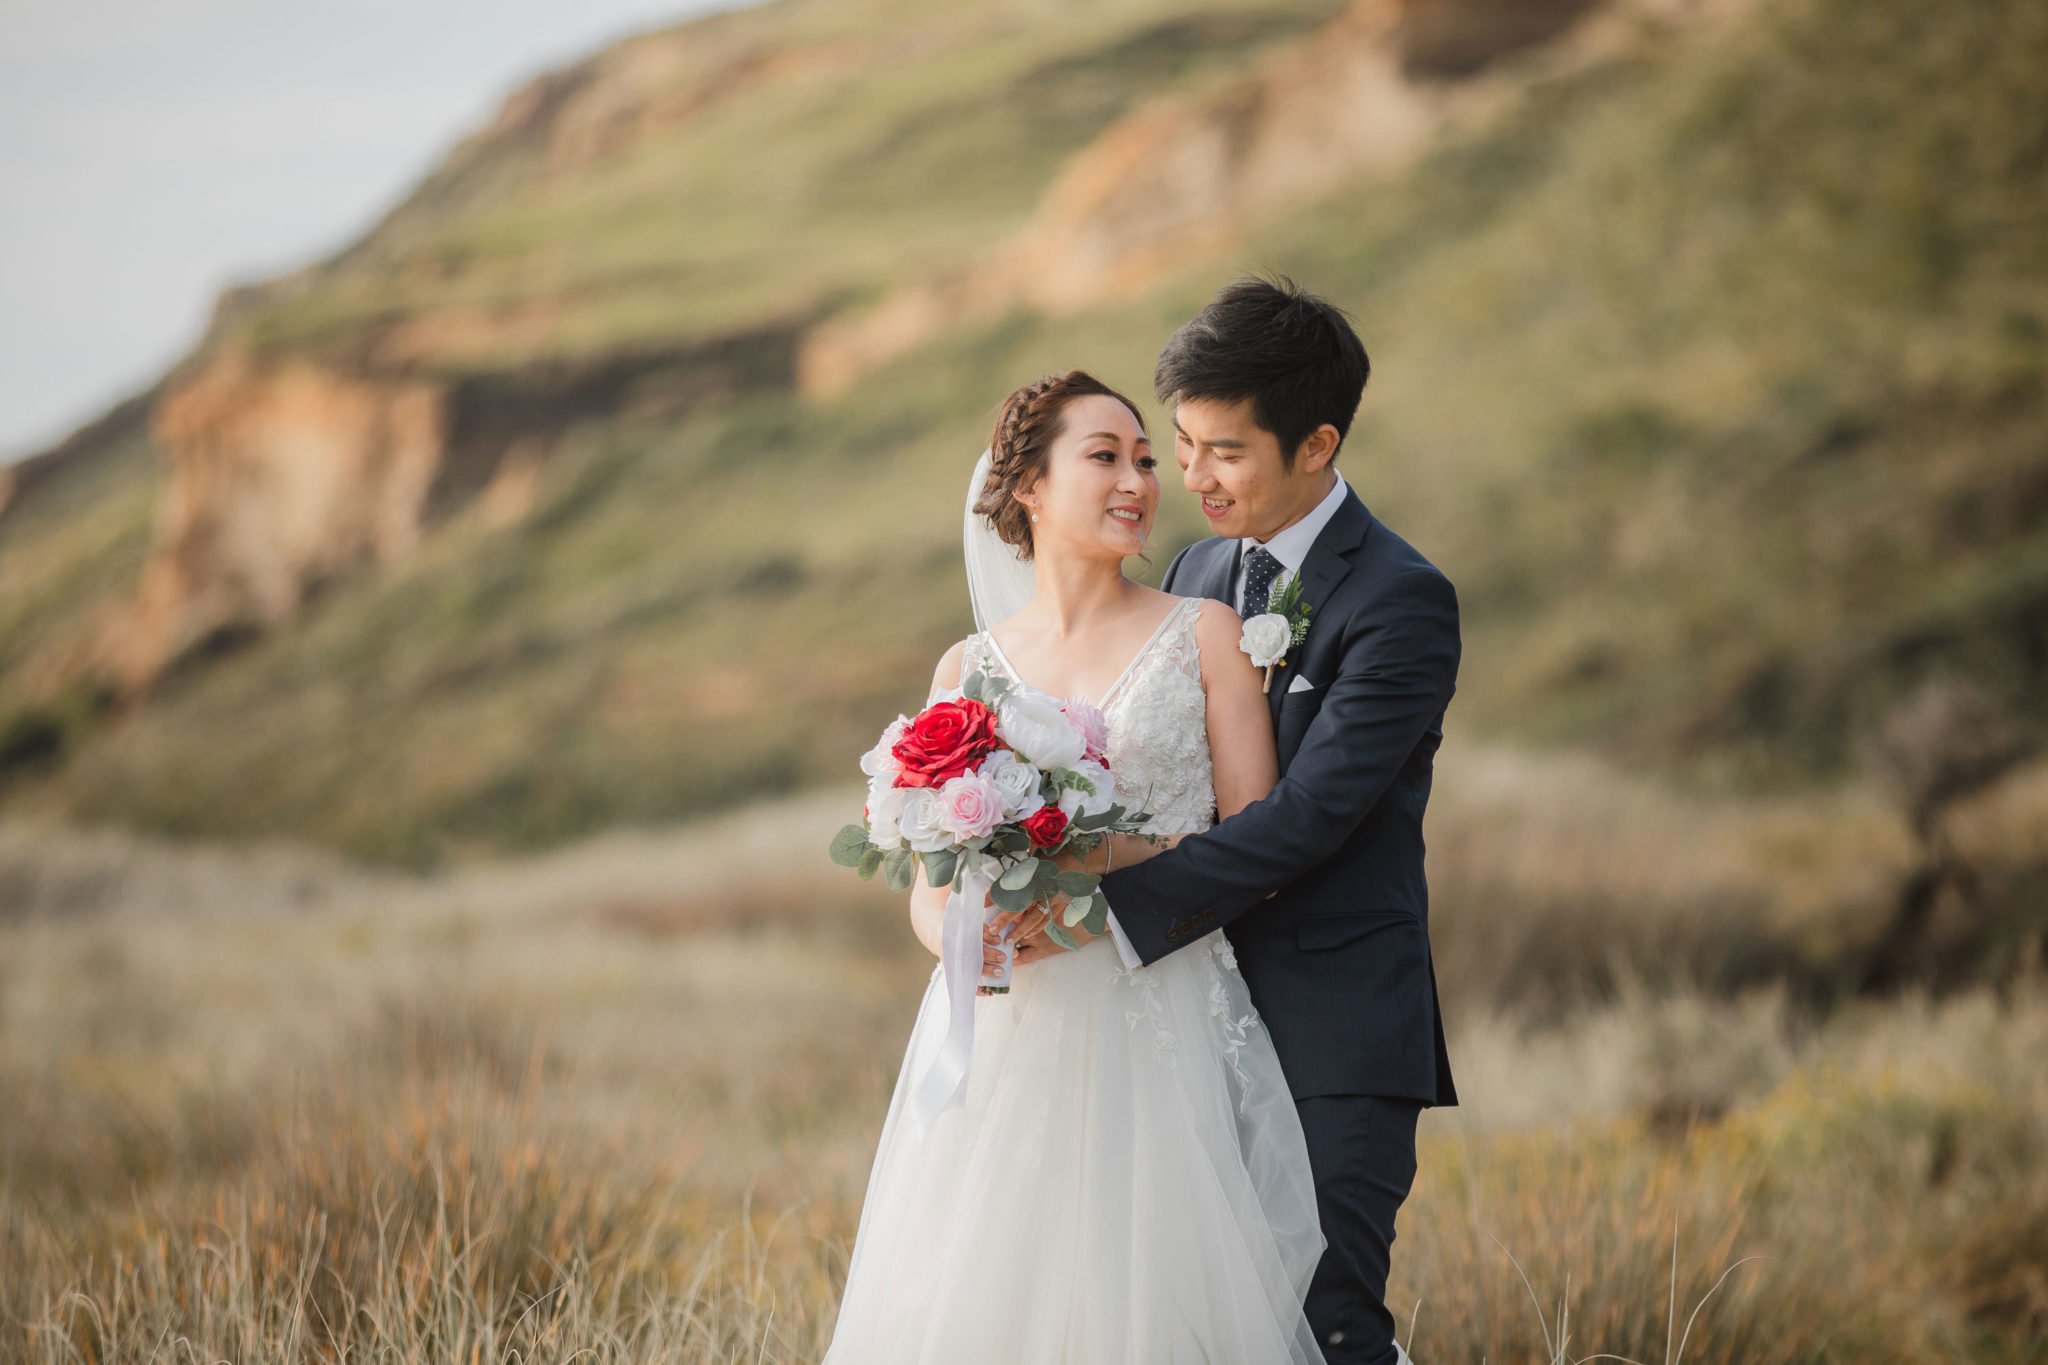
[
  {"x1": 985, "y1": 906, "x2": 1057, "y2": 968},
  {"x1": 1008, "y1": 898, "x2": 1101, "y2": 964}
]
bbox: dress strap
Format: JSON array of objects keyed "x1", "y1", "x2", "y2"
[
  {"x1": 967, "y1": 596, "x2": 1201, "y2": 705},
  {"x1": 1100, "y1": 596, "x2": 1203, "y2": 707},
  {"x1": 962, "y1": 632, "x2": 1008, "y2": 686}
]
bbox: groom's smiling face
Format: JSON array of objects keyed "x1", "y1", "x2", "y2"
[{"x1": 1172, "y1": 396, "x2": 1338, "y2": 543}]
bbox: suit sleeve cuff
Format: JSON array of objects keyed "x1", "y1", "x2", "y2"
[{"x1": 1103, "y1": 904, "x2": 1143, "y2": 970}]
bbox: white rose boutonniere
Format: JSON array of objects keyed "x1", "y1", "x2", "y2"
[
  {"x1": 1240, "y1": 569, "x2": 1313, "y2": 693},
  {"x1": 1240, "y1": 613, "x2": 1291, "y2": 667}
]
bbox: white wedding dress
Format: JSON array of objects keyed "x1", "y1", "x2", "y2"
[{"x1": 824, "y1": 595, "x2": 1327, "y2": 1364}]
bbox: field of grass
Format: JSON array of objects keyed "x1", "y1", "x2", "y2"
[{"x1": 6, "y1": 750, "x2": 2046, "y2": 1363}]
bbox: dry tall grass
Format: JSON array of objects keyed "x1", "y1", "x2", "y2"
[{"x1": 4, "y1": 757, "x2": 2045, "y2": 1362}]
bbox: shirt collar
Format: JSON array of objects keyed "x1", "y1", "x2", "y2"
[{"x1": 1242, "y1": 469, "x2": 1350, "y2": 575}]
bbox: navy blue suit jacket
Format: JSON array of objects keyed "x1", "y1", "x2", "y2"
[{"x1": 1098, "y1": 487, "x2": 1461, "y2": 1105}]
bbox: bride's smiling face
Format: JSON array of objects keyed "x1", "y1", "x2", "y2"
[{"x1": 1017, "y1": 394, "x2": 1157, "y2": 563}]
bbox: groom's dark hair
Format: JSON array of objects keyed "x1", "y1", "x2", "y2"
[{"x1": 1154, "y1": 275, "x2": 1369, "y2": 467}]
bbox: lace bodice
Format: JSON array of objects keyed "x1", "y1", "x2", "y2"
[
  {"x1": 962, "y1": 595, "x2": 1216, "y2": 840},
  {"x1": 960, "y1": 596, "x2": 1265, "y2": 1083}
]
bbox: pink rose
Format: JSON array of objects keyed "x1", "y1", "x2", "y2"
[
  {"x1": 1064, "y1": 697, "x2": 1110, "y2": 764},
  {"x1": 936, "y1": 771, "x2": 1006, "y2": 841}
]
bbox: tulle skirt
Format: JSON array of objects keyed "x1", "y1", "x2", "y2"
[{"x1": 824, "y1": 931, "x2": 1327, "y2": 1365}]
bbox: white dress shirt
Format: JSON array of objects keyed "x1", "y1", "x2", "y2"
[
  {"x1": 1232, "y1": 469, "x2": 1349, "y2": 614},
  {"x1": 1102, "y1": 469, "x2": 1351, "y2": 968}
]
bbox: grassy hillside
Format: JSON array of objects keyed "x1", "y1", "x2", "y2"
[
  {"x1": 225, "y1": 0, "x2": 1341, "y2": 367},
  {"x1": 1, "y1": 0, "x2": 2043, "y2": 865},
  {"x1": 1281, "y1": 0, "x2": 2048, "y2": 783}
]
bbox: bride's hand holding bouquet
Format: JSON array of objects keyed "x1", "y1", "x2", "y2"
[{"x1": 829, "y1": 666, "x2": 1154, "y2": 991}]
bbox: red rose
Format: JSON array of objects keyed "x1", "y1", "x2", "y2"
[
  {"x1": 891, "y1": 697, "x2": 999, "y2": 788},
  {"x1": 1022, "y1": 804, "x2": 1069, "y2": 848}
]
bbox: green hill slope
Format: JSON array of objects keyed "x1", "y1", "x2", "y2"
[
  {"x1": 2, "y1": 0, "x2": 2042, "y2": 865},
  {"x1": 227, "y1": 0, "x2": 1340, "y2": 366}
]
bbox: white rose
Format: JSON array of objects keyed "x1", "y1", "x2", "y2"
[
  {"x1": 860, "y1": 716, "x2": 910, "y2": 782},
  {"x1": 998, "y1": 688, "x2": 1087, "y2": 770},
  {"x1": 866, "y1": 779, "x2": 907, "y2": 850},
  {"x1": 978, "y1": 749, "x2": 1046, "y2": 820},
  {"x1": 898, "y1": 787, "x2": 952, "y2": 853},
  {"x1": 1240, "y1": 612, "x2": 1292, "y2": 668},
  {"x1": 1057, "y1": 757, "x2": 1116, "y2": 821}
]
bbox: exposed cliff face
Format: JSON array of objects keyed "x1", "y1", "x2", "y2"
[
  {"x1": 103, "y1": 352, "x2": 445, "y2": 692},
  {"x1": 799, "y1": 0, "x2": 1731, "y2": 397},
  {"x1": 96, "y1": 321, "x2": 803, "y2": 693}
]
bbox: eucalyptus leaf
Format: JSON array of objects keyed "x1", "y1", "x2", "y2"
[
  {"x1": 857, "y1": 847, "x2": 884, "y2": 881},
  {"x1": 1060, "y1": 894, "x2": 1091, "y2": 927},
  {"x1": 1031, "y1": 862, "x2": 1062, "y2": 900},
  {"x1": 998, "y1": 858, "x2": 1040, "y2": 891},
  {"x1": 1046, "y1": 921, "x2": 1079, "y2": 952},
  {"x1": 1081, "y1": 902, "x2": 1109, "y2": 937},
  {"x1": 924, "y1": 847, "x2": 957, "y2": 889},
  {"x1": 1055, "y1": 870, "x2": 1100, "y2": 898},
  {"x1": 828, "y1": 824, "x2": 873, "y2": 867},
  {"x1": 990, "y1": 879, "x2": 1037, "y2": 914},
  {"x1": 881, "y1": 848, "x2": 914, "y2": 892}
]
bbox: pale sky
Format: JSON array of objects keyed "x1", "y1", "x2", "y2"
[{"x1": 0, "y1": 0, "x2": 740, "y2": 463}]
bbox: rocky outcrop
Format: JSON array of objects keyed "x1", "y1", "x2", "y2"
[
  {"x1": 91, "y1": 322, "x2": 805, "y2": 694},
  {"x1": 103, "y1": 351, "x2": 445, "y2": 691},
  {"x1": 799, "y1": 0, "x2": 1733, "y2": 398}
]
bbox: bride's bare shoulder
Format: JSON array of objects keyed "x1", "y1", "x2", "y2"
[
  {"x1": 1187, "y1": 598, "x2": 1259, "y2": 686},
  {"x1": 1186, "y1": 596, "x2": 1242, "y2": 630},
  {"x1": 930, "y1": 639, "x2": 969, "y2": 694},
  {"x1": 1185, "y1": 595, "x2": 1243, "y2": 641}
]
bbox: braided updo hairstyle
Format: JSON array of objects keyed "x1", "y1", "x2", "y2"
[{"x1": 974, "y1": 370, "x2": 1147, "y2": 559}]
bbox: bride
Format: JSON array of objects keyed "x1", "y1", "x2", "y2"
[{"x1": 823, "y1": 370, "x2": 1327, "y2": 1364}]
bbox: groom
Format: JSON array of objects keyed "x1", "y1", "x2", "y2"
[{"x1": 1023, "y1": 276, "x2": 1460, "y2": 1365}]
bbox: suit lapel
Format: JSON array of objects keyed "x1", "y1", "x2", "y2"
[
  {"x1": 1268, "y1": 489, "x2": 1374, "y2": 726},
  {"x1": 1191, "y1": 536, "x2": 1240, "y2": 608}
]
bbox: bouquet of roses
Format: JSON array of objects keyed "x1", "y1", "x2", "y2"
[{"x1": 829, "y1": 666, "x2": 1152, "y2": 983}]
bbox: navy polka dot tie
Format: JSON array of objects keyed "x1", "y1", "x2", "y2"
[{"x1": 1242, "y1": 546, "x2": 1282, "y2": 616}]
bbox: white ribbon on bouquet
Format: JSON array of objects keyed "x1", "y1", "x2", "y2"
[
  {"x1": 905, "y1": 450, "x2": 1036, "y2": 1139},
  {"x1": 908, "y1": 859, "x2": 1010, "y2": 1140}
]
